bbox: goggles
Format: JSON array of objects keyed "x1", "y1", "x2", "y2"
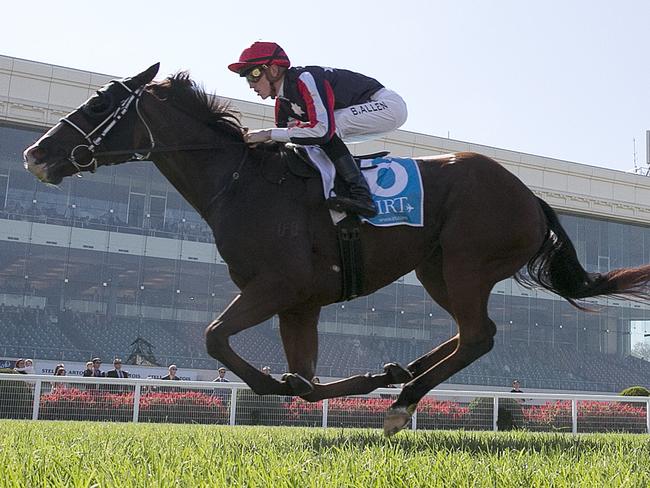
[{"x1": 242, "y1": 65, "x2": 267, "y2": 83}]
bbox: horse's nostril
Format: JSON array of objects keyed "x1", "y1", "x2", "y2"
[
  {"x1": 24, "y1": 145, "x2": 47, "y2": 164},
  {"x1": 32, "y1": 147, "x2": 47, "y2": 162}
]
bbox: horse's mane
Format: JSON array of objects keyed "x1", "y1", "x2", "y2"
[{"x1": 148, "y1": 72, "x2": 245, "y2": 142}]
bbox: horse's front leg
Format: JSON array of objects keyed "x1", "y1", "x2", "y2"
[
  {"x1": 278, "y1": 306, "x2": 320, "y2": 393},
  {"x1": 300, "y1": 364, "x2": 412, "y2": 402},
  {"x1": 278, "y1": 305, "x2": 412, "y2": 402},
  {"x1": 205, "y1": 277, "x2": 307, "y2": 396}
]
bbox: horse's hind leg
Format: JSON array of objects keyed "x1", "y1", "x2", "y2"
[
  {"x1": 407, "y1": 248, "x2": 459, "y2": 378},
  {"x1": 384, "y1": 262, "x2": 497, "y2": 435}
]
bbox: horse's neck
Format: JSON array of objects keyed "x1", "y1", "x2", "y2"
[
  {"x1": 152, "y1": 150, "x2": 240, "y2": 218},
  {"x1": 152, "y1": 145, "x2": 284, "y2": 219},
  {"x1": 250, "y1": 144, "x2": 289, "y2": 164}
]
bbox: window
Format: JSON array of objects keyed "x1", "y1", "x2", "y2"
[
  {"x1": 0, "y1": 174, "x2": 7, "y2": 209},
  {"x1": 127, "y1": 192, "x2": 145, "y2": 228},
  {"x1": 149, "y1": 195, "x2": 166, "y2": 230}
]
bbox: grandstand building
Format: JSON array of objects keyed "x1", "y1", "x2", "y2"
[{"x1": 2, "y1": 54, "x2": 650, "y2": 392}]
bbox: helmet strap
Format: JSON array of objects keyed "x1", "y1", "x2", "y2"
[{"x1": 265, "y1": 67, "x2": 284, "y2": 99}]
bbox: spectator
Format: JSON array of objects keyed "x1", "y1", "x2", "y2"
[
  {"x1": 510, "y1": 380, "x2": 523, "y2": 393},
  {"x1": 83, "y1": 358, "x2": 104, "y2": 391},
  {"x1": 24, "y1": 359, "x2": 35, "y2": 374},
  {"x1": 212, "y1": 367, "x2": 230, "y2": 400},
  {"x1": 90, "y1": 358, "x2": 105, "y2": 377},
  {"x1": 213, "y1": 367, "x2": 229, "y2": 383},
  {"x1": 106, "y1": 358, "x2": 129, "y2": 392},
  {"x1": 82, "y1": 361, "x2": 94, "y2": 377},
  {"x1": 312, "y1": 377, "x2": 320, "y2": 384},
  {"x1": 51, "y1": 364, "x2": 67, "y2": 392},
  {"x1": 161, "y1": 364, "x2": 180, "y2": 380},
  {"x1": 261, "y1": 366, "x2": 271, "y2": 376},
  {"x1": 106, "y1": 358, "x2": 129, "y2": 379},
  {"x1": 13, "y1": 358, "x2": 27, "y2": 374}
]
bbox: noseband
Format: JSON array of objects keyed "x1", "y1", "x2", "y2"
[{"x1": 59, "y1": 81, "x2": 154, "y2": 173}]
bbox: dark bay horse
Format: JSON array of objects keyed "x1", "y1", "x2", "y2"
[{"x1": 23, "y1": 64, "x2": 650, "y2": 435}]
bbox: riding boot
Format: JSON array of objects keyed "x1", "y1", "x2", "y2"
[{"x1": 327, "y1": 154, "x2": 378, "y2": 218}]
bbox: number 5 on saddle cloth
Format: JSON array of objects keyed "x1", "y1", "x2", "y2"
[{"x1": 292, "y1": 145, "x2": 425, "y2": 300}]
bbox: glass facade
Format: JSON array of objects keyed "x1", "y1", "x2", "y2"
[
  {"x1": 2, "y1": 123, "x2": 650, "y2": 390},
  {"x1": 0, "y1": 125, "x2": 213, "y2": 242}
]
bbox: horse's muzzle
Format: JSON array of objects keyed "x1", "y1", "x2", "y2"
[{"x1": 24, "y1": 145, "x2": 52, "y2": 182}]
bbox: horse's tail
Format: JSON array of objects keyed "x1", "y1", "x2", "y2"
[{"x1": 516, "y1": 197, "x2": 650, "y2": 309}]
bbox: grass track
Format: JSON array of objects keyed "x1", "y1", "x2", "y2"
[{"x1": 0, "y1": 420, "x2": 648, "y2": 487}]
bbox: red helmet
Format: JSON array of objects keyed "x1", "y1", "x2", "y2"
[{"x1": 228, "y1": 41, "x2": 291, "y2": 74}]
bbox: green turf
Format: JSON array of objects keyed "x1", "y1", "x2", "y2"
[{"x1": 0, "y1": 420, "x2": 648, "y2": 487}]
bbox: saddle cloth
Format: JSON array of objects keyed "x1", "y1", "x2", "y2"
[{"x1": 303, "y1": 146, "x2": 424, "y2": 227}]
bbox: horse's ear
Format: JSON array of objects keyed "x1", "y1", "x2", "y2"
[{"x1": 124, "y1": 63, "x2": 160, "y2": 89}]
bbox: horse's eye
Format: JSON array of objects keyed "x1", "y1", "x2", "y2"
[{"x1": 83, "y1": 92, "x2": 114, "y2": 117}]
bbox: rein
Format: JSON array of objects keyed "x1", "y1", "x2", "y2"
[
  {"x1": 92, "y1": 143, "x2": 229, "y2": 159},
  {"x1": 204, "y1": 144, "x2": 249, "y2": 217}
]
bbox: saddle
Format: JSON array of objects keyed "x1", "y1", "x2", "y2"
[
  {"x1": 286, "y1": 143, "x2": 390, "y2": 178},
  {"x1": 285, "y1": 143, "x2": 390, "y2": 301}
]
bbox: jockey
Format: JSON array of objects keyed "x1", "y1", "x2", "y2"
[{"x1": 228, "y1": 41, "x2": 408, "y2": 218}]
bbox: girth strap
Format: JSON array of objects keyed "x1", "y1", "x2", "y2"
[{"x1": 336, "y1": 216, "x2": 365, "y2": 300}]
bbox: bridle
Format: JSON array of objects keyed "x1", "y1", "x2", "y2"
[
  {"x1": 60, "y1": 80, "x2": 154, "y2": 173},
  {"x1": 57, "y1": 79, "x2": 249, "y2": 209}
]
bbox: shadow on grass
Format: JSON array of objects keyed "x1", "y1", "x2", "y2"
[{"x1": 302, "y1": 429, "x2": 649, "y2": 456}]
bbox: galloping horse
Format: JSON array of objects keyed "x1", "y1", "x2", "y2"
[{"x1": 23, "y1": 64, "x2": 650, "y2": 435}]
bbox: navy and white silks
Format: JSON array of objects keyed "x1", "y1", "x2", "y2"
[{"x1": 269, "y1": 66, "x2": 408, "y2": 146}]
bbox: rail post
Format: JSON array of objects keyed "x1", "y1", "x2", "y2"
[
  {"x1": 132, "y1": 383, "x2": 141, "y2": 423},
  {"x1": 322, "y1": 399, "x2": 329, "y2": 428},
  {"x1": 571, "y1": 399, "x2": 578, "y2": 434},
  {"x1": 31, "y1": 379, "x2": 42, "y2": 420},
  {"x1": 229, "y1": 387, "x2": 238, "y2": 426}
]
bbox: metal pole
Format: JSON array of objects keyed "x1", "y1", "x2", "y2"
[
  {"x1": 646, "y1": 398, "x2": 650, "y2": 434},
  {"x1": 31, "y1": 379, "x2": 42, "y2": 420},
  {"x1": 322, "y1": 399, "x2": 329, "y2": 428},
  {"x1": 132, "y1": 383, "x2": 141, "y2": 423},
  {"x1": 571, "y1": 399, "x2": 578, "y2": 434},
  {"x1": 229, "y1": 387, "x2": 238, "y2": 426},
  {"x1": 411, "y1": 409, "x2": 417, "y2": 431},
  {"x1": 493, "y1": 397, "x2": 499, "y2": 431}
]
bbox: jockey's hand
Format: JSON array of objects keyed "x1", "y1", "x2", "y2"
[{"x1": 244, "y1": 129, "x2": 272, "y2": 145}]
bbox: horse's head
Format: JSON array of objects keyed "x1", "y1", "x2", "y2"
[{"x1": 23, "y1": 63, "x2": 160, "y2": 185}]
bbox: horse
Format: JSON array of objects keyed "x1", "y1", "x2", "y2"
[{"x1": 23, "y1": 64, "x2": 650, "y2": 435}]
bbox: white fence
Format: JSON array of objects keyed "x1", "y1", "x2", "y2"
[{"x1": 1, "y1": 374, "x2": 649, "y2": 434}]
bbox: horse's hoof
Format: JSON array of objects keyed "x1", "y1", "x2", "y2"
[
  {"x1": 383, "y1": 363, "x2": 413, "y2": 384},
  {"x1": 383, "y1": 405, "x2": 416, "y2": 437},
  {"x1": 282, "y1": 373, "x2": 314, "y2": 396}
]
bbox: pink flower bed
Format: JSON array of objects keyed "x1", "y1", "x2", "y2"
[
  {"x1": 523, "y1": 400, "x2": 647, "y2": 433},
  {"x1": 39, "y1": 388, "x2": 228, "y2": 423}
]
